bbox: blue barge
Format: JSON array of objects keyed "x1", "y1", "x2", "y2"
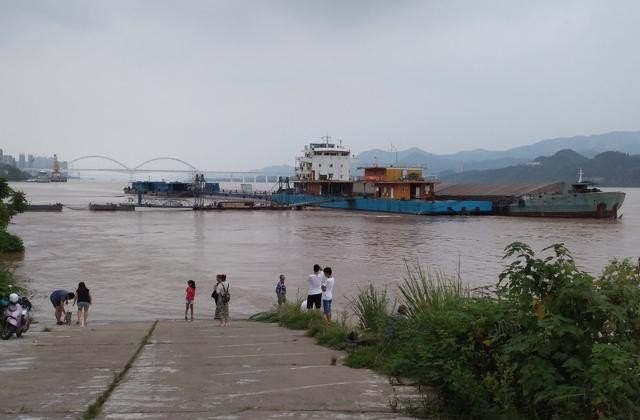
[{"x1": 271, "y1": 193, "x2": 492, "y2": 215}]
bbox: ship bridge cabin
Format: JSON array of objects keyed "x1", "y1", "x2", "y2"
[
  {"x1": 295, "y1": 137, "x2": 352, "y2": 183},
  {"x1": 358, "y1": 166, "x2": 437, "y2": 200},
  {"x1": 293, "y1": 136, "x2": 354, "y2": 196}
]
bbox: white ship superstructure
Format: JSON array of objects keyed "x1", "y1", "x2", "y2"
[{"x1": 295, "y1": 136, "x2": 352, "y2": 181}]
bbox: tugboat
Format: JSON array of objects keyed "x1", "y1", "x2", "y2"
[{"x1": 507, "y1": 169, "x2": 625, "y2": 218}]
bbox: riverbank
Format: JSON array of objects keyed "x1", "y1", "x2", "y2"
[
  {"x1": 0, "y1": 319, "x2": 412, "y2": 419},
  {"x1": 253, "y1": 244, "x2": 640, "y2": 420}
]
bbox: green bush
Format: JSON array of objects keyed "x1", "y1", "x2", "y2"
[
  {"x1": 348, "y1": 244, "x2": 640, "y2": 419},
  {"x1": 0, "y1": 231, "x2": 24, "y2": 253},
  {"x1": 0, "y1": 267, "x2": 24, "y2": 300},
  {"x1": 494, "y1": 243, "x2": 640, "y2": 419}
]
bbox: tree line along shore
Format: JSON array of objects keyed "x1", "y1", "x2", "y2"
[{"x1": 0, "y1": 179, "x2": 28, "y2": 325}]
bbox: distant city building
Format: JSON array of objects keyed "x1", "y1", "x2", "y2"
[
  {"x1": 0, "y1": 151, "x2": 67, "y2": 170},
  {"x1": 2, "y1": 154, "x2": 16, "y2": 166}
]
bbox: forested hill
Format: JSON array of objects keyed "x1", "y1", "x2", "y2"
[
  {"x1": 0, "y1": 164, "x2": 29, "y2": 181},
  {"x1": 356, "y1": 131, "x2": 640, "y2": 174},
  {"x1": 438, "y1": 150, "x2": 640, "y2": 187}
]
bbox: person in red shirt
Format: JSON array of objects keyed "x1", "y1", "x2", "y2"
[{"x1": 185, "y1": 280, "x2": 196, "y2": 321}]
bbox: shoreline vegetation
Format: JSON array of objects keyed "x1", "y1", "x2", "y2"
[
  {"x1": 0, "y1": 178, "x2": 27, "y2": 320},
  {"x1": 251, "y1": 243, "x2": 640, "y2": 420},
  {"x1": 0, "y1": 164, "x2": 30, "y2": 182}
]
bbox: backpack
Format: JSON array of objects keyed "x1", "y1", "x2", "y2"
[{"x1": 221, "y1": 284, "x2": 230, "y2": 304}]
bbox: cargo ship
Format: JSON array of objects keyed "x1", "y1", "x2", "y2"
[
  {"x1": 505, "y1": 170, "x2": 625, "y2": 218},
  {"x1": 271, "y1": 138, "x2": 493, "y2": 215}
]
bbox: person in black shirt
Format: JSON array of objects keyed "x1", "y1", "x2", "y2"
[{"x1": 73, "y1": 282, "x2": 92, "y2": 326}]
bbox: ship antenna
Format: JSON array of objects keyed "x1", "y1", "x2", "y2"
[
  {"x1": 578, "y1": 168, "x2": 584, "y2": 183},
  {"x1": 390, "y1": 142, "x2": 398, "y2": 165}
]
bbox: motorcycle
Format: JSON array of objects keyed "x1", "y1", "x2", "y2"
[{"x1": 2, "y1": 293, "x2": 32, "y2": 340}]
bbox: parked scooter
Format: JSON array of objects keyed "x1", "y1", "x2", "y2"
[{"x1": 2, "y1": 293, "x2": 32, "y2": 340}]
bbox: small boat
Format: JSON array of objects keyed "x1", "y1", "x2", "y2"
[{"x1": 507, "y1": 169, "x2": 625, "y2": 218}]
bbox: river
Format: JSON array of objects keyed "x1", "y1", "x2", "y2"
[{"x1": 7, "y1": 180, "x2": 640, "y2": 322}]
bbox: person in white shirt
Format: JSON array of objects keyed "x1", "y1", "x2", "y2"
[
  {"x1": 306, "y1": 264, "x2": 323, "y2": 310},
  {"x1": 322, "y1": 266, "x2": 335, "y2": 322}
]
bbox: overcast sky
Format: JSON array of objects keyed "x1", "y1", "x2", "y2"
[{"x1": 1, "y1": 0, "x2": 639, "y2": 170}]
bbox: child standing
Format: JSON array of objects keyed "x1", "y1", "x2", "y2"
[
  {"x1": 185, "y1": 280, "x2": 196, "y2": 321},
  {"x1": 275, "y1": 274, "x2": 287, "y2": 306}
]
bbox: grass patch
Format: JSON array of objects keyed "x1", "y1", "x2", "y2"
[
  {"x1": 255, "y1": 302, "x2": 324, "y2": 330},
  {"x1": 349, "y1": 284, "x2": 391, "y2": 334},
  {"x1": 398, "y1": 262, "x2": 468, "y2": 317},
  {"x1": 252, "y1": 303, "x2": 350, "y2": 350},
  {"x1": 345, "y1": 346, "x2": 381, "y2": 369},
  {"x1": 314, "y1": 320, "x2": 349, "y2": 349}
]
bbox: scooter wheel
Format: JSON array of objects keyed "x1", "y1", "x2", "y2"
[{"x1": 1, "y1": 326, "x2": 12, "y2": 340}]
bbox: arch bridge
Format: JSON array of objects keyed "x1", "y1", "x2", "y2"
[
  {"x1": 68, "y1": 155, "x2": 199, "y2": 174},
  {"x1": 62, "y1": 155, "x2": 293, "y2": 182}
]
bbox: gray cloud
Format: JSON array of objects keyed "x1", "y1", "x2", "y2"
[{"x1": 1, "y1": 0, "x2": 639, "y2": 171}]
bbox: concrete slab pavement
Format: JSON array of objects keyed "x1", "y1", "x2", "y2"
[
  {"x1": 0, "y1": 321, "x2": 153, "y2": 420},
  {"x1": 0, "y1": 320, "x2": 414, "y2": 419},
  {"x1": 102, "y1": 320, "x2": 411, "y2": 419}
]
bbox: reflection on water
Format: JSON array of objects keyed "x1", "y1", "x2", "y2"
[{"x1": 8, "y1": 181, "x2": 640, "y2": 322}]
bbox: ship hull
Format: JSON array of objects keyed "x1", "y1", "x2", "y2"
[
  {"x1": 507, "y1": 191, "x2": 625, "y2": 218},
  {"x1": 271, "y1": 193, "x2": 493, "y2": 215}
]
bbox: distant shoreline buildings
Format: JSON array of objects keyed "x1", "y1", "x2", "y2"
[{"x1": 0, "y1": 149, "x2": 68, "y2": 172}]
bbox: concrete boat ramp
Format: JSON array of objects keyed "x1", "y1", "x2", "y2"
[{"x1": 0, "y1": 320, "x2": 415, "y2": 419}]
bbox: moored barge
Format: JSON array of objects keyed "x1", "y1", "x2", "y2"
[
  {"x1": 271, "y1": 138, "x2": 493, "y2": 216},
  {"x1": 505, "y1": 170, "x2": 624, "y2": 218}
]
